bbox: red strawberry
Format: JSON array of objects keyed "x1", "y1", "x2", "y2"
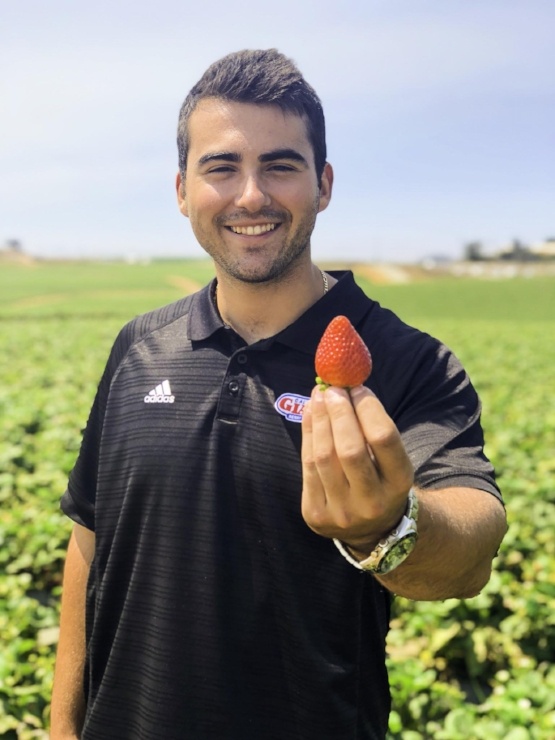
[{"x1": 315, "y1": 315, "x2": 372, "y2": 389}]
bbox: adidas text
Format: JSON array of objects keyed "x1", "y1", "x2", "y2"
[{"x1": 144, "y1": 380, "x2": 175, "y2": 404}]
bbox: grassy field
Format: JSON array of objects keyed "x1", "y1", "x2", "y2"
[
  {"x1": 2, "y1": 259, "x2": 554, "y2": 322},
  {"x1": 0, "y1": 259, "x2": 215, "y2": 319},
  {"x1": 1, "y1": 260, "x2": 554, "y2": 738}
]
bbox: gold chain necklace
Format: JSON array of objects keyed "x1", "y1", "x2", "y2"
[{"x1": 214, "y1": 269, "x2": 329, "y2": 310}]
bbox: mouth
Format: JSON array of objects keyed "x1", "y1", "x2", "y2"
[{"x1": 226, "y1": 223, "x2": 279, "y2": 236}]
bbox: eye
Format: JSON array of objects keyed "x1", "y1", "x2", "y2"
[
  {"x1": 207, "y1": 165, "x2": 235, "y2": 174},
  {"x1": 267, "y1": 163, "x2": 297, "y2": 172}
]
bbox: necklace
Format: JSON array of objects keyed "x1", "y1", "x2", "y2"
[
  {"x1": 214, "y1": 269, "x2": 328, "y2": 305},
  {"x1": 213, "y1": 269, "x2": 329, "y2": 326}
]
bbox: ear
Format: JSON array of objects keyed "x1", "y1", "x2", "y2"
[
  {"x1": 176, "y1": 172, "x2": 189, "y2": 217},
  {"x1": 317, "y1": 162, "x2": 333, "y2": 214}
]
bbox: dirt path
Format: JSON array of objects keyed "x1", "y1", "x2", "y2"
[
  {"x1": 166, "y1": 275, "x2": 203, "y2": 294},
  {"x1": 11, "y1": 293, "x2": 66, "y2": 309},
  {"x1": 354, "y1": 264, "x2": 413, "y2": 284}
]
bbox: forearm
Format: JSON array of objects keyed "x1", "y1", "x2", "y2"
[
  {"x1": 301, "y1": 386, "x2": 507, "y2": 601},
  {"x1": 50, "y1": 524, "x2": 95, "y2": 739},
  {"x1": 368, "y1": 487, "x2": 507, "y2": 600}
]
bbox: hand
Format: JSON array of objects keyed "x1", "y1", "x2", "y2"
[{"x1": 301, "y1": 385, "x2": 414, "y2": 556}]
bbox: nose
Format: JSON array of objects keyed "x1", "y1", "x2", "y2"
[{"x1": 235, "y1": 174, "x2": 271, "y2": 212}]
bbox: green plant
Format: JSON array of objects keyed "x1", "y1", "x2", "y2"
[{"x1": 1, "y1": 263, "x2": 553, "y2": 737}]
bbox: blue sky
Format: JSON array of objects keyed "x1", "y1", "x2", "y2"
[{"x1": 2, "y1": 0, "x2": 553, "y2": 263}]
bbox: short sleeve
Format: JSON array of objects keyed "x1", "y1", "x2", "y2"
[
  {"x1": 60, "y1": 321, "x2": 137, "y2": 530},
  {"x1": 366, "y1": 312, "x2": 502, "y2": 503},
  {"x1": 394, "y1": 340, "x2": 501, "y2": 501}
]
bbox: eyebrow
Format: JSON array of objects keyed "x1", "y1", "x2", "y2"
[
  {"x1": 197, "y1": 152, "x2": 241, "y2": 167},
  {"x1": 259, "y1": 149, "x2": 309, "y2": 166},
  {"x1": 197, "y1": 148, "x2": 309, "y2": 168}
]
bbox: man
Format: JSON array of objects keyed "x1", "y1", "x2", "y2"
[{"x1": 50, "y1": 49, "x2": 507, "y2": 739}]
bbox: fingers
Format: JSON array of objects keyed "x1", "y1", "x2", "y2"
[
  {"x1": 301, "y1": 384, "x2": 414, "y2": 543},
  {"x1": 301, "y1": 387, "x2": 378, "y2": 526},
  {"x1": 349, "y1": 386, "x2": 414, "y2": 493},
  {"x1": 315, "y1": 387, "x2": 380, "y2": 492},
  {"x1": 300, "y1": 397, "x2": 327, "y2": 511},
  {"x1": 301, "y1": 392, "x2": 348, "y2": 505},
  {"x1": 301, "y1": 395, "x2": 338, "y2": 530}
]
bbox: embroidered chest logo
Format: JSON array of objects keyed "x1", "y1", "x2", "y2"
[
  {"x1": 274, "y1": 393, "x2": 309, "y2": 423},
  {"x1": 144, "y1": 380, "x2": 175, "y2": 404}
]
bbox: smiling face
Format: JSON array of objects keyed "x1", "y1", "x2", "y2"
[{"x1": 176, "y1": 98, "x2": 332, "y2": 285}]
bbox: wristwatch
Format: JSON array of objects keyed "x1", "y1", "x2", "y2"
[{"x1": 333, "y1": 488, "x2": 419, "y2": 575}]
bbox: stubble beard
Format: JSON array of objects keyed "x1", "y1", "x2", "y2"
[{"x1": 193, "y1": 194, "x2": 321, "y2": 286}]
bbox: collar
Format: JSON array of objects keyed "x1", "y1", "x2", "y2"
[
  {"x1": 187, "y1": 278, "x2": 223, "y2": 341},
  {"x1": 187, "y1": 271, "x2": 374, "y2": 354},
  {"x1": 271, "y1": 271, "x2": 373, "y2": 355}
]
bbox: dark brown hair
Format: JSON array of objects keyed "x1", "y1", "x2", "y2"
[{"x1": 177, "y1": 49, "x2": 327, "y2": 182}]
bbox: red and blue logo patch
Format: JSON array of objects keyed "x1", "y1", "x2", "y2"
[{"x1": 274, "y1": 393, "x2": 310, "y2": 423}]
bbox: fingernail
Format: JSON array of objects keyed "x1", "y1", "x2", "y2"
[
  {"x1": 350, "y1": 385, "x2": 373, "y2": 401},
  {"x1": 312, "y1": 387, "x2": 324, "y2": 403},
  {"x1": 325, "y1": 387, "x2": 345, "y2": 403}
]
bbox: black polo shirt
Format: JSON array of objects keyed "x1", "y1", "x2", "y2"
[{"x1": 62, "y1": 271, "x2": 500, "y2": 740}]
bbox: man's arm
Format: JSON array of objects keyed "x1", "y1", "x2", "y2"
[
  {"x1": 301, "y1": 385, "x2": 507, "y2": 601},
  {"x1": 357, "y1": 486, "x2": 505, "y2": 600},
  {"x1": 50, "y1": 523, "x2": 95, "y2": 739}
]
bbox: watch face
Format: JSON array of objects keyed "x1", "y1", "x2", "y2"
[{"x1": 376, "y1": 533, "x2": 418, "y2": 574}]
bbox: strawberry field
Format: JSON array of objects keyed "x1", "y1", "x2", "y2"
[{"x1": 1, "y1": 261, "x2": 554, "y2": 738}]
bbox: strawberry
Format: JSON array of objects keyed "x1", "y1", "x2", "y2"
[{"x1": 315, "y1": 315, "x2": 372, "y2": 389}]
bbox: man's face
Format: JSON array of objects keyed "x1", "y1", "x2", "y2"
[{"x1": 176, "y1": 98, "x2": 332, "y2": 284}]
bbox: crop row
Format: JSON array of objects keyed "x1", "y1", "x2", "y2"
[{"x1": 1, "y1": 269, "x2": 554, "y2": 738}]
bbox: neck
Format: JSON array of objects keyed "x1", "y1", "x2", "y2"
[{"x1": 214, "y1": 264, "x2": 334, "y2": 344}]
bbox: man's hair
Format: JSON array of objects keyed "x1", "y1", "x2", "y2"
[{"x1": 177, "y1": 49, "x2": 327, "y2": 181}]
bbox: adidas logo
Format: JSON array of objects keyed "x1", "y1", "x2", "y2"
[{"x1": 144, "y1": 380, "x2": 175, "y2": 404}]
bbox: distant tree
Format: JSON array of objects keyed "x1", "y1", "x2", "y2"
[
  {"x1": 500, "y1": 239, "x2": 536, "y2": 262},
  {"x1": 463, "y1": 241, "x2": 485, "y2": 261},
  {"x1": 5, "y1": 239, "x2": 23, "y2": 252}
]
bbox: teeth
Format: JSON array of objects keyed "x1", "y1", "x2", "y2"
[{"x1": 230, "y1": 223, "x2": 277, "y2": 235}]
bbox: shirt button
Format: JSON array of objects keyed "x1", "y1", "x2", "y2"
[
  {"x1": 228, "y1": 380, "x2": 240, "y2": 395},
  {"x1": 237, "y1": 353, "x2": 248, "y2": 365}
]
